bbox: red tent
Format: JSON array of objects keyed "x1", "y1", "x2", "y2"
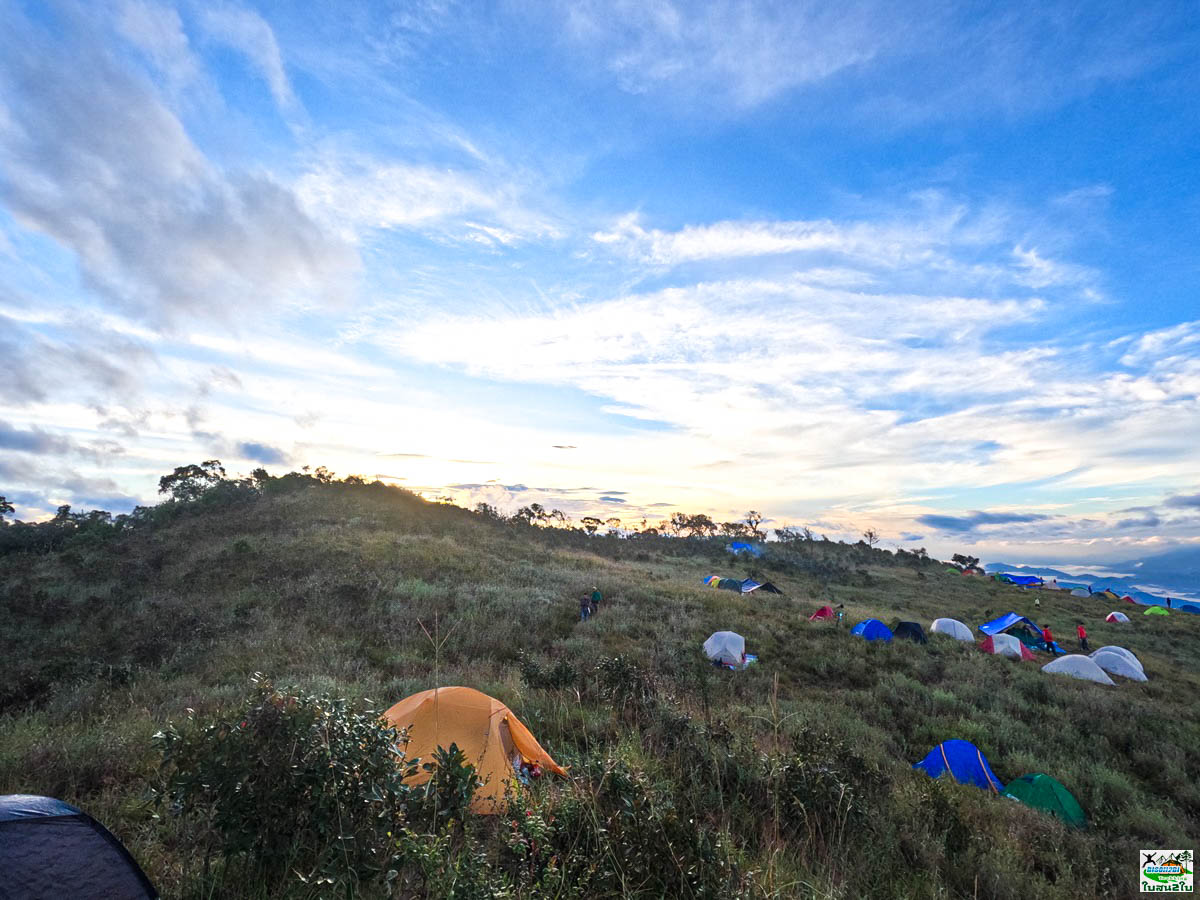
[
  {"x1": 809, "y1": 605, "x2": 834, "y2": 621},
  {"x1": 979, "y1": 634, "x2": 1036, "y2": 661},
  {"x1": 1121, "y1": 595, "x2": 1135, "y2": 603}
]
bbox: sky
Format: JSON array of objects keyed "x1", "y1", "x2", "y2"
[{"x1": 1, "y1": 0, "x2": 1199, "y2": 565}]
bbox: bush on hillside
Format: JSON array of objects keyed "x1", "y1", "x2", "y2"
[{"x1": 153, "y1": 674, "x2": 419, "y2": 892}]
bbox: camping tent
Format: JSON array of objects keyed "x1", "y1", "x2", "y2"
[
  {"x1": 1105, "y1": 611, "x2": 1130, "y2": 623},
  {"x1": 1041, "y1": 656, "x2": 1115, "y2": 685},
  {"x1": 893, "y1": 621, "x2": 928, "y2": 644},
  {"x1": 727, "y1": 542, "x2": 763, "y2": 558},
  {"x1": 383, "y1": 687, "x2": 566, "y2": 813},
  {"x1": 945, "y1": 567, "x2": 962, "y2": 575},
  {"x1": 1144, "y1": 606, "x2": 1170, "y2": 616},
  {"x1": 978, "y1": 612, "x2": 1041, "y2": 637},
  {"x1": 1090, "y1": 646, "x2": 1143, "y2": 674},
  {"x1": 1089, "y1": 650, "x2": 1148, "y2": 682},
  {"x1": 980, "y1": 633, "x2": 1035, "y2": 661},
  {"x1": 740, "y1": 578, "x2": 783, "y2": 595},
  {"x1": 809, "y1": 605, "x2": 835, "y2": 621},
  {"x1": 1070, "y1": 589, "x2": 1091, "y2": 598},
  {"x1": 913, "y1": 740, "x2": 1003, "y2": 793},
  {"x1": 0, "y1": 795, "x2": 158, "y2": 899},
  {"x1": 998, "y1": 574, "x2": 1043, "y2": 587},
  {"x1": 702, "y1": 631, "x2": 746, "y2": 666},
  {"x1": 703, "y1": 575, "x2": 742, "y2": 591},
  {"x1": 930, "y1": 618, "x2": 973, "y2": 642},
  {"x1": 851, "y1": 619, "x2": 893, "y2": 643},
  {"x1": 1178, "y1": 602, "x2": 1200, "y2": 614},
  {"x1": 1002, "y1": 774, "x2": 1087, "y2": 828},
  {"x1": 1096, "y1": 589, "x2": 1121, "y2": 601}
]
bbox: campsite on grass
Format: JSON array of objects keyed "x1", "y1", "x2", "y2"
[{"x1": 3, "y1": 472, "x2": 1198, "y2": 898}]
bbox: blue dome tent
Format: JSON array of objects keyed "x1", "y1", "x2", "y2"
[
  {"x1": 913, "y1": 740, "x2": 1003, "y2": 793},
  {"x1": 0, "y1": 794, "x2": 158, "y2": 899},
  {"x1": 851, "y1": 619, "x2": 893, "y2": 642}
]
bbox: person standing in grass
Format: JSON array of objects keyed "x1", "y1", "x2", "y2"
[
  {"x1": 591, "y1": 586, "x2": 603, "y2": 614},
  {"x1": 1076, "y1": 623, "x2": 1088, "y2": 652},
  {"x1": 1041, "y1": 624, "x2": 1054, "y2": 651},
  {"x1": 579, "y1": 595, "x2": 591, "y2": 622}
]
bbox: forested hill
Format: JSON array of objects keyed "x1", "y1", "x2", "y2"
[{"x1": 1, "y1": 468, "x2": 1197, "y2": 899}]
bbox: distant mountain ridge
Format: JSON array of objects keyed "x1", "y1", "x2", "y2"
[{"x1": 985, "y1": 548, "x2": 1200, "y2": 604}]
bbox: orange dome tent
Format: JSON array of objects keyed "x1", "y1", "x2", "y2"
[{"x1": 383, "y1": 687, "x2": 566, "y2": 813}]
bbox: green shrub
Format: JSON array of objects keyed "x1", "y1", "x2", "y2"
[{"x1": 153, "y1": 674, "x2": 414, "y2": 892}]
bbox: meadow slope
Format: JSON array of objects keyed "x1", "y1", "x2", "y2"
[{"x1": 2, "y1": 482, "x2": 1197, "y2": 898}]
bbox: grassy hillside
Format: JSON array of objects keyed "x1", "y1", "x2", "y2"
[{"x1": 2, "y1": 480, "x2": 1197, "y2": 898}]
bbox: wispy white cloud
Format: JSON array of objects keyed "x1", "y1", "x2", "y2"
[
  {"x1": 562, "y1": 0, "x2": 901, "y2": 109},
  {"x1": 198, "y1": 3, "x2": 297, "y2": 113},
  {"x1": 0, "y1": 7, "x2": 355, "y2": 328}
]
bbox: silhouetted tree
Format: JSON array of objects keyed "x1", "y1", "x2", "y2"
[
  {"x1": 862, "y1": 528, "x2": 880, "y2": 548},
  {"x1": 951, "y1": 553, "x2": 980, "y2": 570},
  {"x1": 159, "y1": 460, "x2": 226, "y2": 502},
  {"x1": 745, "y1": 510, "x2": 764, "y2": 539},
  {"x1": 0, "y1": 496, "x2": 14, "y2": 521},
  {"x1": 581, "y1": 516, "x2": 603, "y2": 535}
]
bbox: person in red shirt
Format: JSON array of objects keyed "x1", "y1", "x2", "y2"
[
  {"x1": 1076, "y1": 623, "x2": 1088, "y2": 652},
  {"x1": 1041, "y1": 625, "x2": 1054, "y2": 652}
]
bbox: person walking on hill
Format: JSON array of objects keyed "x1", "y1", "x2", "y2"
[
  {"x1": 579, "y1": 595, "x2": 591, "y2": 622},
  {"x1": 1041, "y1": 624, "x2": 1054, "y2": 652},
  {"x1": 591, "y1": 586, "x2": 603, "y2": 614},
  {"x1": 1076, "y1": 623, "x2": 1088, "y2": 652}
]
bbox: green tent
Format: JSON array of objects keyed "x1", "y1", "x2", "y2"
[
  {"x1": 1003, "y1": 773, "x2": 1086, "y2": 828},
  {"x1": 1144, "y1": 606, "x2": 1170, "y2": 616}
]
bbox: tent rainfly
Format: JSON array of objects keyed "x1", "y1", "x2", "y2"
[
  {"x1": 1090, "y1": 646, "x2": 1144, "y2": 674},
  {"x1": 1105, "y1": 611, "x2": 1130, "y2": 623},
  {"x1": 383, "y1": 687, "x2": 566, "y2": 813},
  {"x1": 912, "y1": 740, "x2": 1003, "y2": 793},
  {"x1": 1070, "y1": 588, "x2": 1091, "y2": 598},
  {"x1": 1144, "y1": 606, "x2": 1170, "y2": 616},
  {"x1": 851, "y1": 619, "x2": 893, "y2": 643},
  {"x1": 726, "y1": 542, "x2": 764, "y2": 558},
  {"x1": 930, "y1": 618, "x2": 973, "y2": 642},
  {"x1": 1041, "y1": 655, "x2": 1115, "y2": 685},
  {"x1": 809, "y1": 605, "x2": 835, "y2": 621},
  {"x1": 978, "y1": 612, "x2": 1041, "y2": 637},
  {"x1": 1089, "y1": 650, "x2": 1148, "y2": 681},
  {"x1": 0, "y1": 795, "x2": 158, "y2": 899},
  {"x1": 703, "y1": 631, "x2": 746, "y2": 667},
  {"x1": 1003, "y1": 774, "x2": 1087, "y2": 828},
  {"x1": 980, "y1": 633, "x2": 1035, "y2": 661},
  {"x1": 893, "y1": 621, "x2": 928, "y2": 644}
]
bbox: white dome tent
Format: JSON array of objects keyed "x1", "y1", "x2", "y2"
[
  {"x1": 1089, "y1": 649, "x2": 1148, "y2": 681},
  {"x1": 1091, "y1": 646, "x2": 1144, "y2": 674},
  {"x1": 1042, "y1": 655, "x2": 1115, "y2": 685},
  {"x1": 983, "y1": 632, "x2": 1029, "y2": 660},
  {"x1": 702, "y1": 631, "x2": 745, "y2": 667},
  {"x1": 1105, "y1": 611, "x2": 1130, "y2": 623},
  {"x1": 930, "y1": 618, "x2": 973, "y2": 642}
]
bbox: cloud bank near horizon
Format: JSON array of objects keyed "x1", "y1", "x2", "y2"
[{"x1": 1, "y1": 0, "x2": 1199, "y2": 565}]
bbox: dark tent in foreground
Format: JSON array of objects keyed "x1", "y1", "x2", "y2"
[
  {"x1": 1003, "y1": 774, "x2": 1087, "y2": 828},
  {"x1": 913, "y1": 740, "x2": 1002, "y2": 793},
  {"x1": 893, "y1": 621, "x2": 928, "y2": 644},
  {"x1": 0, "y1": 795, "x2": 158, "y2": 899},
  {"x1": 851, "y1": 619, "x2": 893, "y2": 643}
]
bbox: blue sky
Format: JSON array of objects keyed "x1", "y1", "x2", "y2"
[{"x1": 1, "y1": 0, "x2": 1199, "y2": 564}]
